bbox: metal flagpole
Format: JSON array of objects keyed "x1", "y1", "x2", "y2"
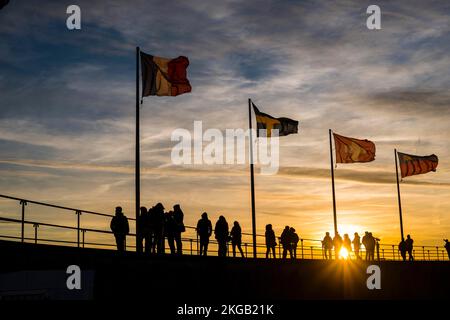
[
  {"x1": 248, "y1": 98, "x2": 257, "y2": 258},
  {"x1": 394, "y1": 149, "x2": 404, "y2": 241},
  {"x1": 135, "y1": 46, "x2": 141, "y2": 252},
  {"x1": 329, "y1": 129, "x2": 338, "y2": 236}
]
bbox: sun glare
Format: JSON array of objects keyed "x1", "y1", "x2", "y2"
[{"x1": 339, "y1": 247, "x2": 349, "y2": 260}]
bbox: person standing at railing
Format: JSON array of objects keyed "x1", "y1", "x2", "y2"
[
  {"x1": 322, "y1": 232, "x2": 333, "y2": 260},
  {"x1": 405, "y1": 234, "x2": 414, "y2": 261},
  {"x1": 352, "y1": 232, "x2": 361, "y2": 260},
  {"x1": 290, "y1": 228, "x2": 299, "y2": 259},
  {"x1": 332, "y1": 232, "x2": 343, "y2": 260},
  {"x1": 444, "y1": 239, "x2": 450, "y2": 260},
  {"x1": 152, "y1": 203, "x2": 166, "y2": 254},
  {"x1": 362, "y1": 232, "x2": 370, "y2": 260},
  {"x1": 230, "y1": 221, "x2": 244, "y2": 258},
  {"x1": 215, "y1": 216, "x2": 229, "y2": 257},
  {"x1": 280, "y1": 226, "x2": 293, "y2": 259},
  {"x1": 366, "y1": 233, "x2": 376, "y2": 261},
  {"x1": 343, "y1": 234, "x2": 352, "y2": 259},
  {"x1": 197, "y1": 212, "x2": 212, "y2": 256},
  {"x1": 165, "y1": 210, "x2": 177, "y2": 254},
  {"x1": 138, "y1": 206, "x2": 153, "y2": 254},
  {"x1": 110, "y1": 206, "x2": 130, "y2": 252},
  {"x1": 173, "y1": 204, "x2": 185, "y2": 255},
  {"x1": 265, "y1": 224, "x2": 277, "y2": 259},
  {"x1": 398, "y1": 239, "x2": 407, "y2": 261}
]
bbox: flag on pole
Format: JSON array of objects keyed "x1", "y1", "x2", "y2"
[
  {"x1": 140, "y1": 52, "x2": 191, "y2": 97},
  {"x1": 333, "y1": 133, "x2": 376, "y2": 163},
  {"x1": 397, "y1": 152, "x2": 438, "y2": 178},
  {"x1": 252, "y1": 103, "x2": 298, "y2": 138}
]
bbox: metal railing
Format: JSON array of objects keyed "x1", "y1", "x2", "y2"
[{"x1": 0, "y1": 194, "x2": 448, "y2": 261}]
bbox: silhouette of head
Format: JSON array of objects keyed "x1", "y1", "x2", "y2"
[
  {"x1": 174, "y1": 204, "x2": 180, "y2": 210},
  {"x1": 219, "y1": 215, "x2": 225, "y2": 222},
  {"x1": 354, "y1": 232, "x2": 359, "y2": 236},
  {"x1": 115, "y1": 206, "x2": 122, "y2": 215},
  {"x1": 201, "y1": 212, "x2": 208, "y2": 219},
  {"x1": 266, "y1": 224, "x2": 272, "y2": 231},
  {"x1": 326, "y1": 232, "x2": 329, "y2": 236},
  {"x1": 140, "y1": 207, "x2": 147, "y2": 215},
  {"x1": 234, "y1": 221, "x2": 239, "y2": 227},
  {"x1": 407, "y1": 234, "x2": 411, "y2": 239},
  {"x1": 285, "y1": 226, "x2": 289, "y2": 230},
  {"x1": 369, "y1": 232, "x2": 372, "y2": 236},
  {"x1": 344, "y1": 233, "x2": 349, "y2": 238},
  {"x1": 155, "y1": 203, "x2": 164, "y2": 211},
  {"x1": 290, "y1": 227, "x2": 295, "y2": 232}
]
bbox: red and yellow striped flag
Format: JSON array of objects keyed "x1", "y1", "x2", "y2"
[{"x1": 397, "y1": 152, "x2": 438, "y2": 178}]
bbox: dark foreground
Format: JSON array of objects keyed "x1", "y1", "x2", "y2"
[{"x1": 0, "y1": 240, "x2": 449, "y2": 300}]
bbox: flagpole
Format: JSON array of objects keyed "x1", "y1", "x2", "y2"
[
  {"x1": 394, "y1": 149, "x2": 404, "y2": 241},
  {"x1": 329, "y1": 129, "x2": 338, "y2": 236},
  {"x1": 135, "y1": 46, "x2": 141, "y2": 252},
  {"x1": 248, "y1": 98, "x2": 257, "y2": 258}
]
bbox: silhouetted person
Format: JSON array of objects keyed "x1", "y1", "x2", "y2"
[
  {"x1": 290, "y1": 228, "x2": 299, "y2": 259},
  {"x1": 138, "y1": 206, "x2": 153, "y2": 254},
  {"x1": 165, "y1": 210, "x2": 177, "y2": 254},
  {"x1": 352, "y1": 232, "x2": 361, "y2": 259},
  {"x1": 265, "y1": 224, "x2": 277, "y2": 258},
  {"x1": 280, "y1": 226, "x2": 293, "y2": 259},
  {"x1": 215, "y1": 216, "x2": 229, "y2": 257},
  {"x1": 366, "y1": 232, "x2": 376, "y2": 261},
  {"x1": 333, "y1": 233, "x2": 343, "y2": 259},
  {"x1": 197, "y1": 212, "x2": 212, "y2": 256},
  {"x1": 173, "y1": 204, "x2": 185, "y2": 255},
  {"x1": 110, "y1": 206, "x2": 129, "y2": 252},
  {"x1": 322, "y1": 232, "x2": 333, "y2": 260},
  {"x1": 444, "y1": 239, "x2": 450, "y2": 260},
  {"x1": 343, "y1": 234, "x2": 352, "y2": 258},
  {"x1": 362, "y1": 231, "x2": 369, "y2": 260},
  {"x1": 152, "y1": 203, "x2": 165, "y2": 254},
  {"x1": 399, "y1": 239, "x2": 407, "y2": 261},
  {"x1": 230, "y1": 221, "x2": 244, "y2": 258},
  {"x1": 405, "y1": 234, "x2": 414, "y2": 261}
]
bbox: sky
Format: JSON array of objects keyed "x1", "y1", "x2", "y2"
[{"x1": 0, "y1": 0, "x2": 449, "y2": 248}]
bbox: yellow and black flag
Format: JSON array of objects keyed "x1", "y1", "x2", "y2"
[
  {"x1": 397, "y1": 152, "x2": 438, "y2": 178},
  {"x1": 252, "y1": 103, "x2": 298, "y2": 138}
]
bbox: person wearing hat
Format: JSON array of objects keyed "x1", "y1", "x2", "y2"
[
  {"x1": 110, "y1": 206, "x2": 129, "y2": 252},
  {"x1": 196, "y1": 212, "x2": 212, "y2": 256}
]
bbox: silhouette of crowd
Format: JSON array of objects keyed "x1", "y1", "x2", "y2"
[
  {"x1": 321, "y1": 231, "x2": 380, "y2": 261},
  {"x1": 110, "y1": 206, "x2": 444, "y2": 262}
]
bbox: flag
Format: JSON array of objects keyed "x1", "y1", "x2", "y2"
[
  {"x1": 0, "y1": 0, "x2": 9, "y2": 10},
  {"x1": 397, "y1": 152, "x2": 438, "y2": 178},
  {"x1": 252, "y1": 103, "x2": 298, "y2": 137},
  {"x1": 333, "y1": 133, "x2": 376, "y2": 163},
  {"x1": 140, "y1": 52, "x2": 191, "y2": 97}
]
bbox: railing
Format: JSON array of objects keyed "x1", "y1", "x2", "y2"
[{"x1": 0, "y1": 194, "x2": 448, "y2": 261}]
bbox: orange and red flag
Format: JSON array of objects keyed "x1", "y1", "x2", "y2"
[
  {"x1": 397, "y1": 152, "x2": 438, "y2": 178},
  {"x1": 333, "y1": 133, "x2": 376, "y2": 163}
]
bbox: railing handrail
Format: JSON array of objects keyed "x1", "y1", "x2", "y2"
[
  {"x1": 0, "y1": 193, "x2": 132, "y2": 220},
  {"x1": 0, "y1": 193, "x2": 447, "y2": 253}
]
